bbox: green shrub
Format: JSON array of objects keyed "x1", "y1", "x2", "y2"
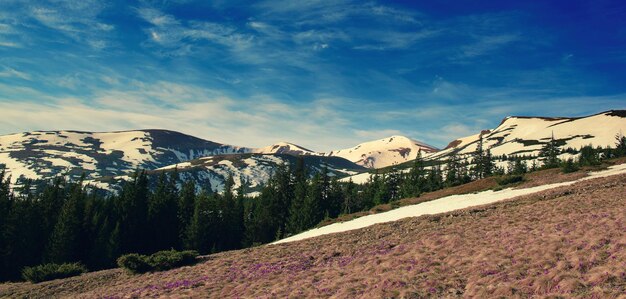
[
  {"x1": 117, "y1": 250, "x2": 199, "y2": 274},
  {"x1": 561, "y1": 158, "x2": 580, "y2": 173},
  {"x1": 116, "y1": 253, "x2": 151, "y2": 274},
  {"x1": 22, "y1": 262, "x2": 87, "y2": 283},
  {"x1": 496, "y1": 174, "x2": 524, "y2": 186}
]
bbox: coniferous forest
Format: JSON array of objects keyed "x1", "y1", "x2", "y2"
[{"x1": 1, "y1": 136, "x2": 625, "y2": 282}]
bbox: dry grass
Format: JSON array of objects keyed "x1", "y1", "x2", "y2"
[
  {"x1": 320, "y1": 158, "x2": 621, "y2": 228},
  {"x1": 2, "y1": 170, "x2": 625, "y2": 298}
]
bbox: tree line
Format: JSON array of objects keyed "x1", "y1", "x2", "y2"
[{"x1": 1, "y1": 133, "x2": 625, "y2": 281}]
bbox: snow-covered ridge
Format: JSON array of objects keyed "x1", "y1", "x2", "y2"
[
  {"x1": 326, "y1": 135, "x2": 438, "y2": 169},
  {"x1": 0, "y1": 129, "x2": 249, "y2": 184},
  {"x1": 252, "y1": 142, "x2": 317, "y2": 156},
  {"x1": 92, "y1": 153, "x2": 365, "y2": 195},
  {"x1": 429, "y1": 110, "x2": 626, "y2": 160}
]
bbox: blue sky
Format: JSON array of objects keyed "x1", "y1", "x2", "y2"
[{"x1": 0, "y1": 0, "x2": 625, "y2": 151}]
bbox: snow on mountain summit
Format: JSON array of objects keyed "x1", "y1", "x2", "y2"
[
  {"x1": 326, "y1": 135, "x2": 439, "y2": 169},
  {"x1": 0, "y1": 129, "x2": 250, "y2": 185},
  {"x1": 252, "y1": 142, "x2": 318, "y2": 156},
  {"x1": 430, "y1": 110, "x2": 626, "y2": 161}
]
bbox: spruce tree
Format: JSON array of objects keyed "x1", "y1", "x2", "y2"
[
  {"x1": 445, "y1": 153, "x2": 462, "y2": 187},
  {"x1": 286, "y1": 157, "x2": 308, "y2": 234},
  {"x1": 178, "y1": 180, "x2": 196, "y2": 248},
  {"x1": 578, "y1": 145, "x2": 600, "y2": 166},
  {"x1": 472, "y1": 134, "x2": 486, "y2": 179},
  {"x1": 616, "y1": 132, "x2": 626, "y2": 157},
  {"x1": 45, "y1": 180, "x2": 86, "y2": 264},
  {"x1": 148, "y1": 172, "x2": 179, "y2": 252},
  {"x1": 540, "y1": 133, "x2": 561, "y2": 168},
  {"x1": 342, "y1": 179, "x2": 358, "y2": 214},
  {"x1": 115, "y1": 171, "x2": 150, "y2": 254},
  {"x1": 302, "y1": 173, "x2": 323, "y2": 230},
  {"x1": 400, "y1": 151, "x2": 425, "y2": 198}
]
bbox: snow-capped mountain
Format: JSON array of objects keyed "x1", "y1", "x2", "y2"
[
  {"x1": 0, "y1": 129, "x2": 250, "y2": 185},
  {"x1": 252, "y1": 142, "x2": 317, "y2": 156},
  {"x1": 326, "y1": 135, "x2": 439, "y2": 169},
  {"x1": 91, "y1": 153, "x2": 365, "y2": 195},
  {"x1": 428, "y1": 110, "x2": 626, "y2": 161}
]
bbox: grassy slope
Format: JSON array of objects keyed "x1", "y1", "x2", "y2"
[
  {"x1": 317, "y1": 159, "x2": 624, "y2": 228},
  {"x1": 1, "y1": 166, "x2": 625, "y2": 298}
]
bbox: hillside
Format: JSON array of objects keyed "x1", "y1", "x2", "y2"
[
  {"x1": 92, "y1": 153, "x2": 365, "y2": 194},
  {"x1": 0, "y1": 129, "x2": 250, "y2": 185},
  {"x1": 430, "y1": 110, "x2": 626, "y2": 161},
  {"x1": 2, "y1": 165, "x2": 624, "y2": 298}
]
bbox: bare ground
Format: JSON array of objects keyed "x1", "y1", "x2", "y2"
[{"x1": 1, "y1": 172, "x2": 625, "y2": 298}]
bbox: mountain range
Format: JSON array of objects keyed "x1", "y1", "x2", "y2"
[{"x1": 0, "y1": 110, "x2": 624, "y2": 193}]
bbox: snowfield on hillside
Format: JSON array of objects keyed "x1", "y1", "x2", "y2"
[
  {"x1": 275, "y1": 163, "x2": 626, "y2": 244},
  {"x1": 326, "y1": 135, "x2": 438, "y2": 168},
  {"x1": 430, "y1": 110, "x2": 626, "y2": 160}
]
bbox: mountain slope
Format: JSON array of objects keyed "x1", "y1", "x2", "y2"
[
  {"x1": 91, "y1": 153, "x2": 366, "y2": 194},
  {"x1": 429, "y1": 110, "x2": 626, "y2": 161},
  {"x1": 3, "y1": 166, "x2": 624, "y2": 298},
  {"x1": 326, "y1": 135, "x2": 438, "y2": 169},
  {"x1": 0, "y1": 129, "x2": 250, "y2": 184}
]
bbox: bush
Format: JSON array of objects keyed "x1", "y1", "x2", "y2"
[
  {"x1": 22, "y1": 262, "x2": 87, "y2": 283},
  {"x1": 116, "y1": 253, "x2": 151, "y2": 274},
  {"x1": 496, "y1": 174, "x2": 524, "y2": 186},
  {"x1": 561, "y1": 158, "x2": 580, "y2": 173},
  {"x1": 117, "y1": 250, "x2": 199, "y2": 274}
]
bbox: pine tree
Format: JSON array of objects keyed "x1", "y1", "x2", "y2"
[
  {"x1": 342, "y1": 179, "x2": 358, "y2": 215},
  {"x1": 386, "y1": 168, "x2": 401, "y2": 202},
  {"x1": 372, "y1": 174, "x2": 391, "y2": 205},
  {"x1": 148, "y1": 172, "x2": 180, "y2": 252},
  {"x1": 45, "y1": 180, "x2": 86, "y2": 264},
  {"x1": 286, "y1": 157, "x2": 308, "y2": 234},
  {"x1": 302, "y1": 173, "x2": 324, "y2": 230},
  {"x1": 178, "y1": 180, "x2": 196, "y2": 249},
  {"x1": 187, "y1": 191, "x2": 218, "y2": 254},
  {"x1": 483, "y1": 148, "x2": 494, "y2": 177},
  {"x1": 540, "y1": 133, "x2": 561, "y2": 168},
  {"x1": 578, "y1": 145, "x2": 600, "y2": 166},
  {"x1": 400, "y1": 151, "x2": 425, "y2": 198},
  {"x1": 445, "y1": 153, "x2": 462, "y2": 187},
  {"x1": 472, "y1": 134, "x2": 486, "y2": 179},
  {"x1": 425, "y1": 165, "x2": 443, "y2": 192},
  {"x1": 115, "y1": 170, "x2": 150, "y2": 254},
  {"x1": 327, "y1": 177, "x2": 344, "y2": 218},
  {"x1": 615, "y1": 132, "x2": 626, "y2": 157}
]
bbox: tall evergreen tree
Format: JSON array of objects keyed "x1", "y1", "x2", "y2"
[
  {"x1": 187, "y1": 191, "x2": 218, "y2": 254},
  {"x1": 342, "y1": 179, "x2": 358, "y2": 215},
  {"x1": 540, "y1": 133, "x2": 561, "y2": 168},
  {"x1": 616, "y1": 131, "x2": 626, "y2": 157},
  {"x1": 45, "y1": 180, "x2": 86, "y2": 263},
  {"x1": 115, "y1": 171, "x2": 150, "y2": 254},
  {"x1": 400, "y1": 151, "x2": 425, "y2": 198},
  {"x1": 286, "y1": 157, "x2": 308, "y2": 235},
  {"x1": 472, "y1": 134, "x2": 486, "y2": 179},
  {"x1": 148, "y1": 172, "x2": 179, "y2": 252},
  {"x1": 178, "y1": 180, "x2": 196, "y2": 249}
]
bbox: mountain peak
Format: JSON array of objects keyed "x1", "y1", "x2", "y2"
[
  {"x1": 253, "y1": 142, "x2": 316, "y2": 156},
  {"x1": 326, "y1": 135, "x2": 438, "y2": 169}
]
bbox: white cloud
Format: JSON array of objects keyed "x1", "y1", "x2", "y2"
[
  {"x1": 0, "y1": 81, "x2": 378, "y2": 151},
  {"x1": 0, "y1": 67, "x2": 31, "y2": 80},
  {"x1": 26, "y1": 0, "x2": 114, "y2": 49}
]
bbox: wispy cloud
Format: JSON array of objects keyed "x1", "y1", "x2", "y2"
[
  {"x1": 26, "y1": 0, "x2": 114, "y2": 49},
  {"x1": 0, "y1": 67, "x2": 31, "y2": 80},
  {"x1": 458, "y1": 34, "x2": 520, "y2": 59}
]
